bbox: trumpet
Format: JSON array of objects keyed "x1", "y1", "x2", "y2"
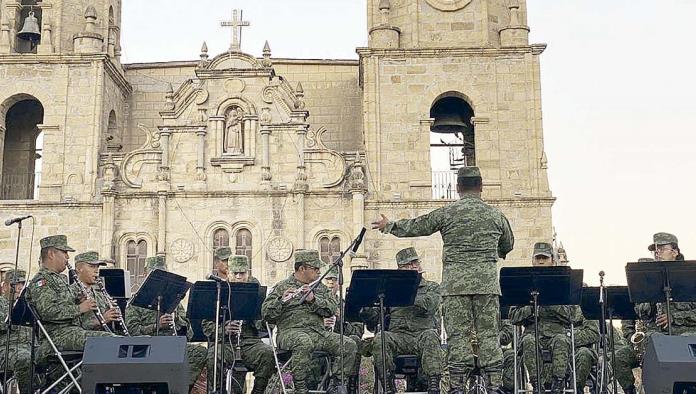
[
  {"x1": 96, "y1": 278, "x2": 130, "y2": 336},
  {"x1": 281, "y1": 278, "x2": 322, "y2": 303}
]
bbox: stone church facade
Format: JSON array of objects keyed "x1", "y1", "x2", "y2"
[{"x1": 0, "y1": 0, "x2": 554, "y2": 287}]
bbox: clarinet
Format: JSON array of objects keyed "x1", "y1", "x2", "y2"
[
  {"x1": 96, "y1": 278, "x2": 131, "y2": 336},
  {"x1": 68, "y1": 264, "x2": 113, "y2": 333}
]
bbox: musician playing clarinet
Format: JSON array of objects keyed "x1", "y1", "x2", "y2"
[
  {"x1": 202, "y1": 250, "x2": 275, "y2": 394},
  {"x1": 125, "y1": 256, "x2": 207, "y2": 390},
  {"x1": 70, "y1": 251, "x2": 121, "y2": 332},
  {"x1": 262, "y1": 249, "x2": 358, "y2": 394}
]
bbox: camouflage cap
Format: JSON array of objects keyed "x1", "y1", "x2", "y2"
[
  {"x1": 396, "y1": 247, "x2": 420, "y2": 266},
  {"x1": 228, "y1": 255, "x2": 250, "y2": 273},
  {"x1": 648, "y1": 232, "x2": 678, "y2": 251},
  {"x1": 5, "y1": 269, "x2": 26, "y2": 283},
  {"x1": 533, "y1": 242, "x2": 553, "y2": 258},
  {"x1": 145, "y1": 256, "x2": 167, "y2": 271},
  {"x1": 215, "y1": 246, "x2": 232, "y2": 261},
  {"x1": 637, "y1": 257, "x2": 655, "y2": 262},
  {"x1": 39, "y1": 235, "x2": 75, "y2": 252},
  {"x1": 74, "y1": 251, "x2": 106, "y2": 266},
  {"x1": 457, "y1": 166, "x2": 481, "y2": 179},
  {"x1": 294, "y1": 249, "x2": 324, "y2": 269},
  {"x1": 323, "y1": 265, "x2": 339, "y2": 279}
]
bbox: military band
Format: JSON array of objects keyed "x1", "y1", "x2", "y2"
[{"x1": 1, "y1": 192, "x2": 694, "y2": 394}]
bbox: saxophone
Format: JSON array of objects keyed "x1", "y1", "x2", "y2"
[
  {"x1": 629, "y1": 320, "x2": 646, "y2": 363},
  {"x1": 68, "y1": 265, "x2": 112, "y2": 333},
  {"x1": 96, "y1": 278, "x2": 130, "y2": 336}
]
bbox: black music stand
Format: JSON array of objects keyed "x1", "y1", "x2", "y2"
[
  {"x1": 626, "y1": 261, "x2": 696, "y2": 335},
  {"x1": 345, "y1": 269, "x2": 419, "y2": 393},
  {"x1": 99, "y1": 268, "x2": 130, "y2": 315},
  {"x1": 500, "y1": 266, "x2": 583, "y2": 394},
  {"x1": 187, "y1": 280, "x2": 260, "y2": 394},
  {"x1": 581, "y1": 286, "x2": 635, "y2": 393},
  {"x1": 6, "y1": 288, "x2": 38, "y2": 394},
  {"x1": 128, "y1": 269, "x2": 191, "y2": 336}
]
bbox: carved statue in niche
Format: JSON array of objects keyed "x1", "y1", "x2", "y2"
[{"x1": 224, "y1": 106, "x2": 244, "y2": 155}]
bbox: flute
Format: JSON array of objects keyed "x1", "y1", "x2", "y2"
[{"x1": 281, "y1": 277, "x2": 322, "y2": 303}]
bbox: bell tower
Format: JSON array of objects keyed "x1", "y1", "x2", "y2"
[
  {"x1": 360, "y1": 0, "x2": 554, "y2": 265},
  {"x1": 0, "y1": 0, "x2": 130, "y2": 203}
]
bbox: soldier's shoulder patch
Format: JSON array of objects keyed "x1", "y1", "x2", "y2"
[{"x1": 34, "y1": 279, "x2": 46, "y2": 288}]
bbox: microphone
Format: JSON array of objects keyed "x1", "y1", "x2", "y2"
[
  {"x1": 206, "y1": 274, "x2": 226, "y2": 283},
  {"x1": 5, "y1": 215, "x2": 32, "y2": 226},
  {"x1": 349, "y1": 227, "x2": 367, "y2": 257},
  {"x1": 599, "y1": 271, "x2": 605, "y2": 277}
]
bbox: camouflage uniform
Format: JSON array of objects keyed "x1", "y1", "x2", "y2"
[
  {"x1": 261, "y1": 250, "x2": 357, "y2": 394},
  {"x1": 25, "y1": 240, "x2": 115, "y2": 389},
  {"x1": 69, "y1": 252, "x2": 112, "y2": 332},
  {"x1": 362, "y1": 247, "x2": 443, "y2": 391},
  {"x1": 0, "y1": 270, "x2": 34, "y2": 393},
  {"x1": 201, "y1": 254, "x2": 275, "y2": 394},
  {"x1": 124, "y1": 256, "x2": 207, "y2": 387},
  {"x1": 571, "y1": 308, "x2": 599, "y2": 391},
  {"x1": 380, "y1": 167, "x2": 514, "y2": 389},
  {"x1": 499, "y1": 319, "x2": 516, "y2": 392},
  {"x1": 615, "y1": 233, "x2": 696, "y2": 392}
]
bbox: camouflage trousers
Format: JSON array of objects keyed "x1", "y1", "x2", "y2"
[
  {"x1": 443, "y1": 295, "x2": 502, "y2": 387},
  {"x1": 310, "y1": 334, "x2": 363, "y2": 386},
  {"x1": 277, "y1": 329, "x2": 357, "y2": 394},
  {"x1": 521, "y1": 332, "x2": 571, "y2": 384},
  {"x1": 0, "y1": 345, "x2": 33, "y2": 394},
  {"x1": 501, "y1": 348, "x2": 515, "y2": 391},
  {"x1": 180, "y1": 343, "x2": 207, "y2": 387},
  {"x1": 207, "y1": 338, "x2": 275, "y2": 393},
  {"x1": 613, "y1": 344, "x2": 639, "y2": 389},
  {"x1": 574, "y1": 346, "x2": 597, "y2": 389},
  {"x1": 373, "y1": 329, "x2": 443, "y2": 377}
]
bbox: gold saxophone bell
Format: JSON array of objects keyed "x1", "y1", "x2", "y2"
[{"x1": 630, "y1": 319, "x2": 647, "y2": 363}]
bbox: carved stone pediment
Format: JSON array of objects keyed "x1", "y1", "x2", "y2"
[{"x1": 304, "y1": 127, "x2": 347, "y2": 189}]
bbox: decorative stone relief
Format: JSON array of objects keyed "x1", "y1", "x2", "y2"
[
  {"x1": 304, "y1": 127, "x2": 347, "y2": 188},
  {"x1": 424, "y1": 0, "x2": 472, "y2": 11},
  {"x1": 266, "y1": 236, "x2": 294, "y2": 263},
  {"x1": 170, "y1": 238, "x2": 194, "y2": 263},
  {"x1": 119, "y1": 124, "x2": 162, "y2": 188}
]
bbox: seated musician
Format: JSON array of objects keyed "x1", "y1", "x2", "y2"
[
  {"x1": 261, "y1": 249, "x2": 358, "y2": 394},
  {"x1": 70, "y1": 251, "x2": 121, "y2": 333},
  {"x1": 360, "y1": 247, "x2": 443, "y2": 394},
  {"x1": 0, "y1": 270, "x2": 35, "y2": 393},
  {"x1": 615, "y1": 232, "x2": 696, "y2": 394},
  {"x1": 202, "y1": 250, "x2": 275, "y2": 394},
  {"x1": 570, "y1": 300, "x2": 599, "y2": 393},
  {"x1": 509, "y1": 242, "x2": 581, "y2": 394},
  {"x1": 124, "y1": 256, "x2": 207, "y2": 389},
  {"x1": 25, "y1": 236, "x2": 115, "y2": 386}
]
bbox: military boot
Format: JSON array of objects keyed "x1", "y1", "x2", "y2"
[
  {"x1": 428, "y1": 375, "x2": 441, "y2": 394},
  {"x1": 550, "y1": 377, "x2": 566, "y2": 394},
  {"x1": 623, "y1": 386, "x2": 637, "y2": 394},
  {"x1": 327, "y1": 376, "x2": 348, "y2": 394}
]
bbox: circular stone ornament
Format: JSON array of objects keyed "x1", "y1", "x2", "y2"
[
  {"x1": 170, "y1": 238, "x2": 195, "y2": 263},
  {"x1": 266, "y1": 236, "x2": 294, "y2": 263},
  {"x1": 424, "y1": 0, "x2": 472, "y2": 11}
]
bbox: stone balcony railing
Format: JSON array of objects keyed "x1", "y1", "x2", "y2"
[{"x1": 0, "y1": 172, "x2": 40, "y2": 200}]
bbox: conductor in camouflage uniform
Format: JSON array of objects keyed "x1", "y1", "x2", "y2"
[
  {"x1": 125, "y1": 256, "x2": 207, "y2": 388},
  {"x1": 262, "y1": 249, "x2": 358, "y2": 394},
  {"x1": 202, "y1": 251, "x2": 275, "y2": 394},
  {"x1": 373, "y1": 166, "x2": 514, "y2": 392},
  {"x1": 361, "y1": 247, "x2": 443, "y2": 394},
  {"x1": 0, "y1": 270, "x2": 34, "y2": 393},
  {"x1": 615, "y1": 232, "x2": 696, "y2": 394}
]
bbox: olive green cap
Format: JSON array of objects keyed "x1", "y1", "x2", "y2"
[
  {"x1": 39, "y1": 235, "x2": 75, "y2": 252},
  {"x1": 5, "y1": 269, "x2": 26, "y2": 283},
  {"x1": 648, "y1": 232, "x2": 678, "y2": 251},
  {"x1": 74, "y1": 251, "x2": 106, "y2": 266},
  {"x1": 637, "y1": 257, "x2": 655, "y2": 262},
  {"x1": 533, "y1": 242, "x2": 553, "y2": 258},
  {"x1": 145, "y1": 256, "x2": 167, "y2": 270},
  {"x1": 294, "y1": 249, "x2": 324, "y2": 269},
  {"x1": 456, "y1": 166, "x2": 481, "y2": 179},
  {"x1": 396, "y1": 247, "x2": 420, "y2": 266},
  {"x1": 228, "y1": 255, "x2": 250, "y2": 273},
  {"x1": 323, "y1": 265, "x2": 339, "y2": 279},
  {"x1": 215, "y1": 246, "x2": 232, "y2": 261}
]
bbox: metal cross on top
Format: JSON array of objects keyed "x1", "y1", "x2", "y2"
[{"x1": 221, "y1": 9, "x2": 250, "y2": 52}]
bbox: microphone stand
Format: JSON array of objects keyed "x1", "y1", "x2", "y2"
[
  {"x1": 298, "y1": 228, "x2": 366, "y2": 393},
  {"x1": 212, "y1": 281, "x2": 222, "y2": 394},
  {"x1": 598, "y1": 271, "x2": 609, "y2": 394},
  {"x1": 3, "y1": 219, "x2": 25, "y2": 393}
]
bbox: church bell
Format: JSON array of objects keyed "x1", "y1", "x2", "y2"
[
  {"x1": 17, "y1": 11, "x2": 41, "y2": 43},
  {"x1": 430, "y1": 113, "x2": 470, "y2": 134}
]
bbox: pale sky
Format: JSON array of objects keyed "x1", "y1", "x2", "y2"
[{"x1": 121, "y1": 0, "x2": 696, "y2": 286}]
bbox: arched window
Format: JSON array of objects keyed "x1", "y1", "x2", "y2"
[
  {"x1": 212, "y1": 228, "x2": 230, "y2": 267},
  {"x1": 1, "y1": 98, "x2": 44, "y2": 200},
  {"x1": 126, "y1": 239, "x2": 147, "y2": 287},
  {"x1": 235, "y1": 228, "x2": 252, "y2": 268},
  {"x1": 319, "y1": 236, "x2": 341, "y2": 264},
  {"x1": 106, "y1": 110, "x2": 122, "y2": 152},
  {"x1": 429, "y1": 92, "x2": 475, "y2": 199}
]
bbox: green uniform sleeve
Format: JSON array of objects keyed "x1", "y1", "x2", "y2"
[
  {"x1": 261, "y1": 285, "x2": 285, "y2": 324},
  {"x1": 382, "y1": 208, "x2": 445, "y2": 238},
  {"x1": 308, "y1": 286, "x2": 339, "y2": 318},
  {"x1": 125, "y1": 305, "x2": 157, "y2": 336},
  {"x1": 620, "y1": 320, "x2": 636, "y2": 341},
  {"x1": 498, "y1": 215, "x2": 514, "y2": 259},
  {"x1": 414, "y1": 282, "x2": 442, "y2": 316},
  {"x1": 573, "y1": 310, "x2": 600, "y2": 348},
  {"x1": 28, "y1": 278, "x2": 80, "y2": 322},
  {"x1": 509, "y1": 306, "x2": 533, "y2": 325},
  {"x1": 499, "y1": 320, "x2": 514, "y2": 347}
]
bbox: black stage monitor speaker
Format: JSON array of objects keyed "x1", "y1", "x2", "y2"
[
  {"x1": 643, "y1": 334, "x2": 696, "y2": 394},
  {"x1": 81, "y1": 336, "x2": 189, "y2": 394}
]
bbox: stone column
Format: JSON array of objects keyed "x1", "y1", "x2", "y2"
[
  {"x1": 195, "y1": 127, "x2": 207, "y2": 181},
  {"x1": 295, "y1": 192, "x2": 306, "y2": 249},
  {"x1": 159, "y1": 128, "x2": 171, "y2": 168},
  {"x1": 293, "y1": 122, "x2": 308, "y2": 250},
  {"x1": 260, "y1": 107, "x2": 272, "y2": 187},
  {"x1": 349, "y1": 160, "x2": 368, "y2": 269},
  {"x1": 100, "y1": 157, "x2": 118, "y2": 258},
  {"x1": 209, "y1": 116, "x2": 225, "y2": 157},
  {"x1": 157, "y1": 191, "x2": 167, "y2": 255}
]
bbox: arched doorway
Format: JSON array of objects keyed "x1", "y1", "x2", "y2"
[{"x1": 1, "y1": 98, "x2": 44, "y2": 199}]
